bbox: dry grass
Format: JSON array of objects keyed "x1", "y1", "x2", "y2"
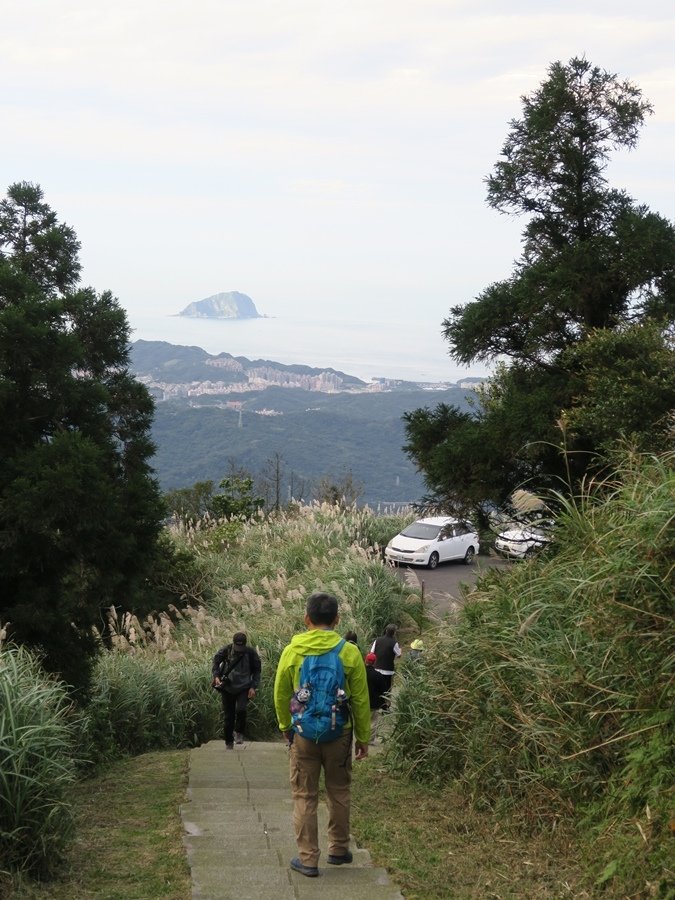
[{"x1": 351, "y1": 763, "x2": 586, "y2": 899}]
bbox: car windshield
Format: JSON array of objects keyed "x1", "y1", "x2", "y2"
[{"x1": 400, "y1": 522, "x2": 443, "y2": 540}]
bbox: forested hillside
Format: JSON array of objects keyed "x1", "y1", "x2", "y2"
[
  {"x1": 149, "y1": 385, "x2": 475, "y2": 506},
  {"x1": 130, "y1": 339, "x2": 478, "y2": 505}
]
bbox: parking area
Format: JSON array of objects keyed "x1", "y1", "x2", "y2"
[{"x1": 392, "y1": 554, "x2": 512, "y2": 618}]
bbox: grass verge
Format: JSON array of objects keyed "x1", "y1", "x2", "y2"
[
  {"x1": 5, "y1": 750, "x2": 191, "y2": 900},
  {"x1": 351, "y1": 761, "x2": 586, "y2": 899}
]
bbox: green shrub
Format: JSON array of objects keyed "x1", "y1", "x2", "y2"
[
  {"x1": 0, "y1": 646, "x2": 79, "y2": 876},
  {"x1": 353, "y1": 510, "x2": 413, "y2": 553}
]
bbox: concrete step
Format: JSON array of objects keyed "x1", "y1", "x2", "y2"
[{"x1": 181, "y1": 741, "x2": 403, "y2": 899}]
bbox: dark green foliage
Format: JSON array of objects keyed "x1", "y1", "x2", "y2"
[
  {"x1": 405, "y1": 58, "x2": 675, "y2": 508},
  {"x1": 562, "y1": 323, "x2": 675, "y2": 455},
  {"x1": 314, "y1": 470, "x2": 364, "y2": 507},
  {"x1": 0, "y1": 183, "x2": 164, "y2": 693},
  {"x1": 144, "y1": 531, "x2": 215, "y2": 606},
  {"x1": 0, "y1": 181, "x2": 81, "y2": 295}
]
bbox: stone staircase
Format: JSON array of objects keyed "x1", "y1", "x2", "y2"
[{"x1": 181, "y1": 740, "x2": 403, "y2": 899}]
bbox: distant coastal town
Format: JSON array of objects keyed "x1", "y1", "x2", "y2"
[{"x1": 137, "y1": 357, "x2": 481, "y2": 403}]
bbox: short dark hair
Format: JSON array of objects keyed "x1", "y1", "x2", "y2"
[
  {"x1": 233, "y1": 631, "x2": 247, "y2": 645},
  {"x1": 306, "y1": 592, "x2": 339, "y2": 626},
  {"x1": 384, "y1": 624, "x2": 397, "y2": 637},
  {"x1": 344, "y1": 630, "x2": 358, "y2": 644}
]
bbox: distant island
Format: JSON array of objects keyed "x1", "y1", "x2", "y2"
[{"x1": 178, "y1": 291, "x2": 262, "y2": 319}]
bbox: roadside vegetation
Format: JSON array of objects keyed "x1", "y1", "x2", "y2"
[{"x1": 382, "y1": 450, "x2": 674, "y2": 897}]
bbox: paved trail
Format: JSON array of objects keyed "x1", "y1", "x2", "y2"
[{"x1": 181, "y1": 740, "x2": 403, "y2": 900}]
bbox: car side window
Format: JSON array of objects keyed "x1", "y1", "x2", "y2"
[
  {"x1": 454, "y1": 522, "x2": 469, "y2": 535},
  {"x1": 439, "y1": 526, "x2": 453, "y2": 541}
]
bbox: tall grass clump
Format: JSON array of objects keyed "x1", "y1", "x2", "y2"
[
  {"x1": 85, "y1": 503, "x2": 419, "y2": 755},
  {"x1": 169, "y1": 503, "x2": 419, "y2": 638},
  {"x1": 0, "y1": 646, "x2": 80, "y2": 877},
  {"x1": 86, "y1": 607, "x2": 228, "y2": 758},
  {"x1": 322, "y1": 552, "x2": 422, "y2": 642},
  {"x1": 386, "y1": 450, "x2": 674, "y2": 892}
]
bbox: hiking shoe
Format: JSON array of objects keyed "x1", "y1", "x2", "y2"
[
  {"x1": 327, "y1": 851, "x2": 353, "y2": 865},
  {"x1": 225, "y1": 742, "x2": 234, "y2": 750},
  {"x1": 290, "y1": 857, "x2": 319, "y2": 877},
  {"x1": 234, "y1": 732, "x2": 244, "y2": 744}
]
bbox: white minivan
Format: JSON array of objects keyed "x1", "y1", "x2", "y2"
[{"x1": 384, "y1": 516, "x2": 479, "y2": 569}]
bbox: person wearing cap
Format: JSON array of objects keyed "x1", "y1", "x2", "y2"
[
  {"x1": 408, "y1": 638, "x2": 425, "y2": 662},
  {"x1": 212, "y1": 632, "x2": 262, "y2": 749}
]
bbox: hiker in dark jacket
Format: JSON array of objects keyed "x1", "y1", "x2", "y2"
[
  {"x1": 364, "y1": 651, "x2": 388, "y2": 743},
  {"x1": 369, "y1": 624, "x2": 401, "y2": 694},
  {"x1": 212, "y1": 632, "x2": 261, "y2": 748}
]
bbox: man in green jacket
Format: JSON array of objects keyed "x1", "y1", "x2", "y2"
[{"x1": 274, "y1": 591, "x2": 370, "y2": 878}]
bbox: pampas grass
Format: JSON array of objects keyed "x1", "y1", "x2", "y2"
[
  {"x1": 0, "y1": 646, "x2": 79, "y2": 876},
  {"x1": 86, "y1": 502, "x2": 419, "y2": 757}
]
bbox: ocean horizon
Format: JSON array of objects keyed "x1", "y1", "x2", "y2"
[{"x1": 127, "y1": 311, "x2": 489, "y2": 384}]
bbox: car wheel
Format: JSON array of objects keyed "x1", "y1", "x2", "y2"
[
  {"x1": 463, "y1": 546, "x2": 476, "y2": 564},
  {"x1": 427, "y1": 552, "x2": 439, "y2": 570}
]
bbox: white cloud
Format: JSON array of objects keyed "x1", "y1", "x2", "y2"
[{"x1": 2, "y1": 0, "x2": 674, "y2": 325}]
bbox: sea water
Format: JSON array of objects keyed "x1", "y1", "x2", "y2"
[{"x1": 127, "y1": 312, "x2": 488, "y2": 384}]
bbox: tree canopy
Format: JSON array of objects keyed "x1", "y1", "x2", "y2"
[
  {"x1": 0, "y1": 182, "x2": 164, "y2": 693},
  {"x1": 404, "y1": 58, "x2": 675, "y2": 510}
]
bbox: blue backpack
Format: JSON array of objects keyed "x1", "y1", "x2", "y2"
[{"x1": 290, "y1": 639, "x2": 350, "y2": 742}]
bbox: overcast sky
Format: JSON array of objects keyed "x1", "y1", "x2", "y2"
[{"x1": 3, "y1": 1, "x2": 675, "y2": 329}]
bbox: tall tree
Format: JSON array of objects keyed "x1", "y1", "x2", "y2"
[
  {"x1": 404, "y1": 58, "x2": 675, "y2": 510},
  {"x1": 0, "y1": 181, "x2": 81, "y2": 295},
  {"x1": 163, "y1": 480, "x2": 215, "y2": 525},
  {"x1": 0, "y1": 182, "x2": 164, "y2": 693}
]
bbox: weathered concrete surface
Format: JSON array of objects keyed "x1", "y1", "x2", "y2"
[{"x1": 181, "y1": 740, "x2": 403, "y2": 899}]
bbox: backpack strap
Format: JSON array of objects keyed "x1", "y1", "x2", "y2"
[
  {"x1": 220, "y1": 647, "x2": 247, "y2": 679},
  {"x1": 330, "y1": 639, "x2": 352, "y2": 765}
]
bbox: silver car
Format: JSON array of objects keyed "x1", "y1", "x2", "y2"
[{"x1": 494, "y1": 522, "x2": 553, "y2": 560}]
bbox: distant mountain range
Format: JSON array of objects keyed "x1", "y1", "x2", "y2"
[
  {"x1": 129, "y1": 340, "x2": 481, "y2": 506},
  {"x1": 178, "y1": 291, "x2": 262, "y2": 319}
]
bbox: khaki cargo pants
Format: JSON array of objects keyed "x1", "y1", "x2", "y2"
[{"x1": 289, "y1": 731, "x2": 353, "y2": 867}]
